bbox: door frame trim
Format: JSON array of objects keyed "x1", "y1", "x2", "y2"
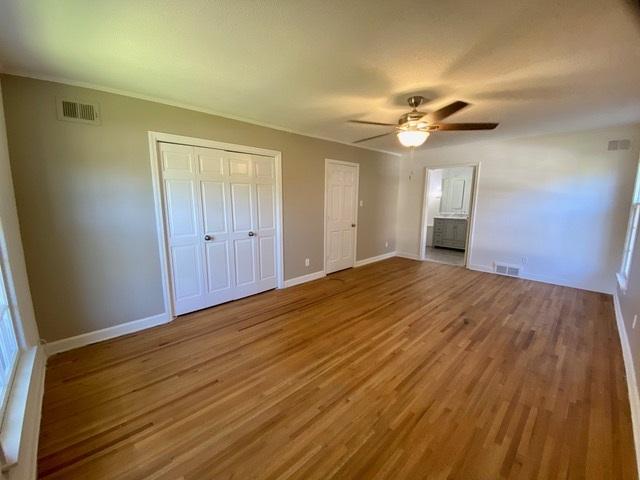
[
  {"x1": 148, "y1": 131, "x2": 285, "y2": 320},
  {"x1": 323, "y1": 159, "x2": 360, "y2": 275},
  {"x1": 418, "y1": 162, "x2": 481, "y2": 268}
]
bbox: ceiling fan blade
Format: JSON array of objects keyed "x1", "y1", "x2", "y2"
[
  {"x1": 348, "y1": 120, "x2": 397, "y2": 127},
  {"x1": 424, "y1": 101, "x2": 470, "y2": 122},
  {"x1": 431, "y1": 122, "x2": 499, "y2": 131},
  {"x1": 353, "y1": 131, "x2": 395, "y2": 143}
]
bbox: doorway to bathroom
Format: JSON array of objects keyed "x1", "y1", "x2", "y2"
[{"x1": 419, "y1": 164, "x2": 479, "y2": 267}]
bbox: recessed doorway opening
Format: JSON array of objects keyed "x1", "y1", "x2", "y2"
[{"x1": 419, "y1": 164, "x2": 479, "y2": 267}]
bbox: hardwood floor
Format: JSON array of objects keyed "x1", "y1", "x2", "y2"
[{"x1": 39, "y1": 258, "x2": 637, "y2": 479}]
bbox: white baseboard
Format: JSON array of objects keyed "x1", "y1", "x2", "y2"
[
  {"x1": 354, "y1": 251, "x2": 397, "y2": 267},
  {"x1": 613, "y1": 292, "x2": 640, "y2": 477},
  {"x1": 1, "y1": 346, "x2": 46, "y2": 479},
  {"x1": 284, "y1": 254, "x2": 397, "y2": 286},
  {"x1": 283, "y1": 270, "x2": 326, "y2": 288},
  {"x1": 467, "y1": 264, "x2": 610, "y2": 294},
  {"x1": 396, "y1": 251, "x2": 421, "y2": 261},
  {"x1": 44, "y1": 312, "x2": 171, "y2": 356},
  {"x1": 467, "y1": 263, "x2": 493, "y2": 274}
]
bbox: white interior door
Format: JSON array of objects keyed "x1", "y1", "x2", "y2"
[
  {"x1": 227, "y1": 152, "x2": 278, "y2": 298},
  {"x1": 325, "y1": 161, "x2": 358, "y2": 274},
  {"x1": 159, "y1": 142, "x2": 277, "y2": 315},
  {"x1": 253, "y1": 156, "x2": 278, "y2": 292},
  {"x1": 196, "y1": 146, "x2": 236, "y2": 308}
]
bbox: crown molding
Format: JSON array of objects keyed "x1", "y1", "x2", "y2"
[{"x1": 0, "y1": 69, "x2": 403, "y2": 157}]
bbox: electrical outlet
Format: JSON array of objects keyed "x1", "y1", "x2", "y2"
[
  {"x1": 634, "y1": 314, "x2": 638, "y2": 329},
  {"x1": 385, "y1": 241, "x2": 389, "y2": 248},
  {"x1": 305, "y1": 258, "x2": 310, "y2": 267},
  {"x1": 359, "y1": 200, "x2": 364, "y2": 207},
  {"x1": 522, "y1": 256, "x2": 528, "y2": 265}
]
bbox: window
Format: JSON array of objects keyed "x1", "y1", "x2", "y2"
[
  {"x1": 0, "y1": 218, "x2": 20, "y2": 423},
  {"x1": 0, "y1": 238, "x2": 19, "y2": 418},
  {"x1": 0, "y1": 219, "x2": 33, "y2": 471},
  {"x1": 619, "y1": 161, "x2": 640, "y2": 291}
]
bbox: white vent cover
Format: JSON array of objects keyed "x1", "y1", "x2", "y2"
[
  {"x1": 494, "y1": 262, "x2": 521, "y2": 277},
  {"x1": 56, "y1": 98, "x2": 100, "y2": 125}
]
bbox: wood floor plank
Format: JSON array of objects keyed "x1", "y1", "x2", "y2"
[{"x1": 38, "y1": 258, "x2": 637, "y2": 479}]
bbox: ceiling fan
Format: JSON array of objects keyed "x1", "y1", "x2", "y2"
[{"x1": 349, "y1": 96, "x2": 498, "y2": 147}]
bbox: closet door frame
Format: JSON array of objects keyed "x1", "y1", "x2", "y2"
[{"x1": 148, "y1": 131, "x2": 284, "y2": 320}]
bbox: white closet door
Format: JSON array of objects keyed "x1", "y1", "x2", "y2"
[
  {"x1": 325, "y1": 162, "x2": 358, "y2": 274},
  {"x1": 160, "y1": 143, "x2": 207, "y2": 315},
  {"x1": 195, "y1": 147, "x2": 236, "y2": 308},
  {"x1": 228, "y1": 152, "x2": 277, "y2": 298},
  {"x1": 228, "y1": 152, "x2": 258, "y2": 297},
  {"x1": 160, "y1": 143, "x2": 277, "y2": 315},
  {"x1": 253, "y1": 156, "x2": 278, "y2": 291}
]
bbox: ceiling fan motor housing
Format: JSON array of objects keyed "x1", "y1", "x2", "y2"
[
  {"x1": 399, "y1": 110, "x2": 429, "y2": 127},
  {"x1": 407, "y1": 95, "x2": 426, "y2": 109}
]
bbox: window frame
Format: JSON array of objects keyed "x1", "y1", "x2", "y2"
[{"x1": 618, "y1": 160, "x2": 640, "y2": 292}]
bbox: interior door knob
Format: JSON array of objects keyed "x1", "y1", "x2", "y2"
[
  {"x1": 248, "y1": 231, "x2": 256, "y2": 237},
  {"x1": 351, "y1": 224, "x2": 356, "y2": 227},
  {"x1": 204, "y1": 235, "x2": 213, "y2": 241}
]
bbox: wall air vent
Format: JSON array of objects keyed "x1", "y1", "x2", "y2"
[
  {"x1": 608, "y1": 139, "x2": 631, "y2": 151},
  {"x1": 57, "y1": 98, "x2": 101, "y2": 125},
  {"x1": 494, "y1": 262, "x2": 521, "y2": 277}
]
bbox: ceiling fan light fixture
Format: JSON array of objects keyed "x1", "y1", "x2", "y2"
[
  {"x1": 397, "y1": 130, "x2": 429, "y2": 147},
  {"x1": 350, "y1": 97, "x2": 497, "y2": 145}
]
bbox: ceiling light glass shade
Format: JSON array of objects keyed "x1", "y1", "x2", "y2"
[{"x1": 397, "y1": 130, "x2": 429, "y2": 147}]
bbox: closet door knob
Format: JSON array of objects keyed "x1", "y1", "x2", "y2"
[
  {"x1": 204, "y1": 235, "x2": 213, "y2": 241},
  {"x1": 248, "y1": 231, "x2": 256, "y2": 237}
]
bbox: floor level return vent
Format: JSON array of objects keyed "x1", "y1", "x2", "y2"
[{"x1": 494, "y1": 263, "x2": 521, "y2": 277}]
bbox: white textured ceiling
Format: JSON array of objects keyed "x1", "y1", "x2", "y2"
[{"x1": 1, "y1": 0, "x2": 639, "y2": 153}]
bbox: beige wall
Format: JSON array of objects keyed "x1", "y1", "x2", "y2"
[
  {"x1": 396, "y1": 124, "x2": 640, "y2": 293},
  {"x1": 0, "y1": 80, "x2": 40, "y2": 348},
  {"x1": 1, "y1": 75, "x2": 399, "y2": 342}
]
